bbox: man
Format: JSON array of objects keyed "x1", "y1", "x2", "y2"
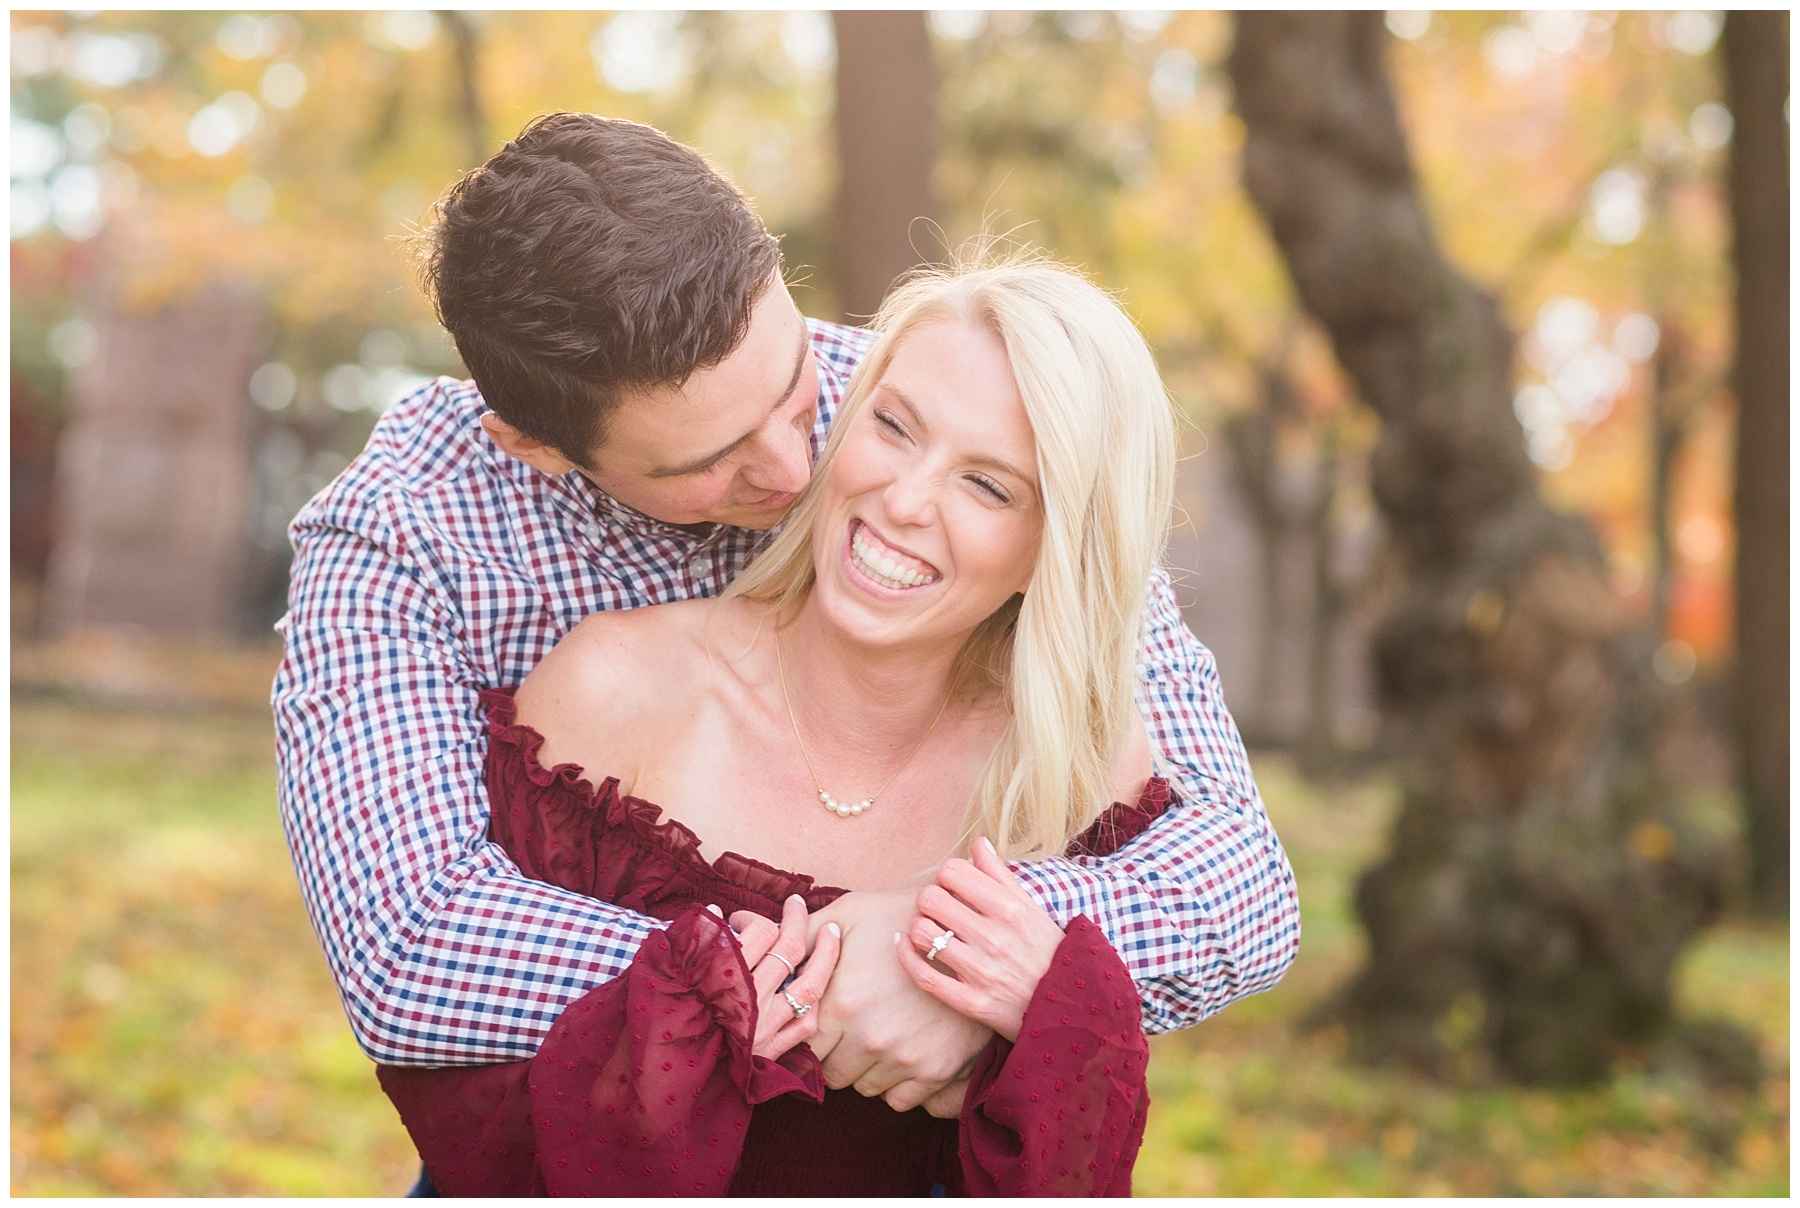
[{"x1": 274, "y1": 113, "x2": 1298, "y2": 1118}]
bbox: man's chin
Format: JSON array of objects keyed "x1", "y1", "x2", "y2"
[
  {"x1": 710, "y1": 494, "x2": 800, "y2": 531},
  {"x1": 714, "y1": 506, "x2": 792, "y2": 531}
]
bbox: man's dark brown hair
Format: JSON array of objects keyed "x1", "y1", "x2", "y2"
[{"x1": 421, "y1": 112, "x2": 781, "y2": 467}]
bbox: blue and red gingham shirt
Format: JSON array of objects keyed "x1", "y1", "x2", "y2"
[{"x1": 274, "y1": 318, "x2": 1299, "y2": 1065}]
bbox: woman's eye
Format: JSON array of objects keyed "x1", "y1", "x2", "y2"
[
  {"x1": 874, "y1": 409, "x2": 906, "y2": 436},
  {"x1": 969, "y1": 474, "x2": 1010, "y2": 504}
]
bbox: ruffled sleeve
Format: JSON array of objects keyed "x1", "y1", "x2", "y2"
[
  {"x1": 528, "y1": 904, "x2": 823, "y2": 1195},
  {"x1": 957, "y1": 916, "x2": 1149, "y2": 1197},
  {"x1": 379, "y1": 905, "x2": 824, "y2": 1196}
]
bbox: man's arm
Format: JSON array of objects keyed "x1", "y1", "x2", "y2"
[
  {"x1": 1007, "y1": 566, "x2": 1301, "y2": 1032},
  {"x1": 275, "y1": 492, "x2": 660, "y2": 1065}
]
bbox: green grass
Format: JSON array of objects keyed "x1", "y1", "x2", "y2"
[
  {"x1": 10, "y1": 698, "x2": 1788, "y2": 1195},
  {"x1": 11, "y1": 702, "x2": 418, "y2": 1196}
]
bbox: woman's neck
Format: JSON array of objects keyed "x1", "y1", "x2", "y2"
[{"x1": 773, "y1": 596, "x2": 970, "y2": 768}]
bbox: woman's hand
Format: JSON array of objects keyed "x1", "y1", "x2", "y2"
[
  {"x1": 896, "y1": 837, "x2": 1067, "y2": 1042},
  {"x1": 721, "y1": 894, "x2": 841, "y2": 1062}
]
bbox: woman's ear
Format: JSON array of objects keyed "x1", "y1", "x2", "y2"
[{"x1": 480, "y1": 412, "x2": 579, "y2": 476}]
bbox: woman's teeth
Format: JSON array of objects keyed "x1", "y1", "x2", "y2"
[{"x1": 851, "y1": 525, "x2": 937, "y2": 590}]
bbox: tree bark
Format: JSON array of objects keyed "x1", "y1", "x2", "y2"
[
  {"x1": 831, "y1": 11, "x2": 937, "y2": 320},
  {"x1": 1722, "y1": 12, "x2": 1789, "y2": 916},
  {"x1": 1301, "y1": 421, "x2": 1345, "y2": 769},
  {"x1": 441, "y1": 11, "x2": 486, "y2": 168},
  {"x1": 1647, "y1": 314, "x2": 1689, "y2": 641},
  {"x1": 1224, "y1": 357, "x2": 1301, "y2": 743},
  {"x1": 1230, "y1": 12, "x2": 1725, "y2": 1084}
]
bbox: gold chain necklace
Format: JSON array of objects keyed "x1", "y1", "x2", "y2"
[{"x1": 774, "y1": 632, "x2": 951, "y2": 818}]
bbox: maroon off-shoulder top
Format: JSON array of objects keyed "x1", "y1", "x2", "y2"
[{"x1": 378, "y1": 688, "x2": 1169, "y2": 1197}]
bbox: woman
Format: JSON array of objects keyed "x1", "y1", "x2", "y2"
[{"x1": 378, "y1": 253, "x2": 1178, "y2": 1196}]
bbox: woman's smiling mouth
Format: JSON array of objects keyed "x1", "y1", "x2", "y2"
[{"x1": 847, "y1": 519, "x2": 942, "y2": 591}]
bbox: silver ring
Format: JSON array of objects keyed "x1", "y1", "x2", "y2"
[
  {"x1": 765, "y1": 951, "x2": 797, "y2": 979},
  {"x1": 925, "y1": 930, "x2": 954, "y2": 961},
  {"x1": 782, "y1": 990, "x2": 811, "y2": 1020}
]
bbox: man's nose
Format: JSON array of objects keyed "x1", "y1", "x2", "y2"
[{"x1": 743, "y1": 420, "x2": 813, "y2": 496}]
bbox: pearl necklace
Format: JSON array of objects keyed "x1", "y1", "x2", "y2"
[{"x1": 774, "y1": 632, "x2": 951, "y2": 818}]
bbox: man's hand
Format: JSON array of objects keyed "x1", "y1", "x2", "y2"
[{"x1": 807, "y1": 887, "x2": 993, "y2": 1115}]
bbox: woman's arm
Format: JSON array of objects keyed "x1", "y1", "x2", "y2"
[
  {"x1": 897, "y1": 842, "x2": 1150, "y2": 1196},
  {"x1": 379, "y1": 897, "x2": 839, "y2": 1196}
]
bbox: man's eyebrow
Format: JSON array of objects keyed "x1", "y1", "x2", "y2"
[
  {"x1": 647, "y1": 320, "x2": 812, "y2": 479},
  {"x1": 879, "y1": 383, "x2": 1037, "y2": 491}
]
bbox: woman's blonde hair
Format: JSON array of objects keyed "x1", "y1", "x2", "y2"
[{"x1": 726, "y1": 248, "x2": 1177, "y2": 859}]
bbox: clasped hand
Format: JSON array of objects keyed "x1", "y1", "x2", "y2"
[{"x1": 730, "y1": 839, "x2": 1066, "y2": 1119}]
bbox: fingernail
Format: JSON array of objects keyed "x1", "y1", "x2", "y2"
[
  {"x1": 827, "y1": 922, "x2": 841, "y2": 937},
  {"x1": 788, "y1": 893, "x2": 805, "y2": 906},
  {"x1": 977, "y1": 836, "x2": 995, "y2": 856},
  {"x1": 704, "y1": 903, "x2": 723, "y2": 917}
]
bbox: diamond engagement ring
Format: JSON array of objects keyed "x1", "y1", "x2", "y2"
[
  {"x1": 782, "y1": 991, "x2": 811, "y2": 1020},
  {"x1": 925, "y1": 930, "x2": 954, "y2": 961}
]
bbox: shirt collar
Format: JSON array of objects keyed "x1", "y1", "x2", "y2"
[{"x1": 576, "y1": 470, "x2": 730, "y2": 549}]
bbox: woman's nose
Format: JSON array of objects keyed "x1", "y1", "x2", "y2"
[{"x1": 882, "y1": 465, "x2": 937, "y2": 527}]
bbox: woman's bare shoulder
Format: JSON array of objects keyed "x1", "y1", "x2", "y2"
[
  {"x1": 509, "y1": 599, "x2": 714, "y2": 762},
  {"x1": 521, "y1": 599, "x2": 707, "y2": 707},
  {"x1": 512, "y1": 597, "x2": 767, "y2": 759}
]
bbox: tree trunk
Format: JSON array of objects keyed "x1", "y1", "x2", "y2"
[
  {"x1": 1722, "y1": 13, "x2": 1789, "y2": 917},
  {"x1": 1224, "y1": 359, "x2": 1300, "y2": 743},
  {"x1": 1229, "y1": 12, "x2": 1725, "y2": 1084},
  {"x1": 1647, "y1": 314, "x2": 1688, "y2": 642},
  {"x1": 1300, "y1": 422, "x2": 1344, "y2": 769},
  {"x1": 440, "y1": 11, "x2": 486, "y2": 168},
  {"x1": 831, "y1": 11, "x2": 937, "y2": 320}
]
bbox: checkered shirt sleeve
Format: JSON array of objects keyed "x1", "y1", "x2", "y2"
[
  {"x1": 1008, "y1": 568, "x2": 1301, "y2": 1033},
  {"x1": 274, "y1": 456, "x2": 658, "y2": 1066}
]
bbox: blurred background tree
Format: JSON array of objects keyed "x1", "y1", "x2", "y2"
[
  {"x1": 831, "y1": 11, "x2": 936, "y2": 318},
  {"x1": 1719, "y1": 11, "x2": 1788, "y2": 918},
  {"x1": 1230, "y1": 10, "x2": 1728, "y2": 1087},
  {"x1": 11, "y1": 8, "x2": 1783, "y2": 1195}
]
